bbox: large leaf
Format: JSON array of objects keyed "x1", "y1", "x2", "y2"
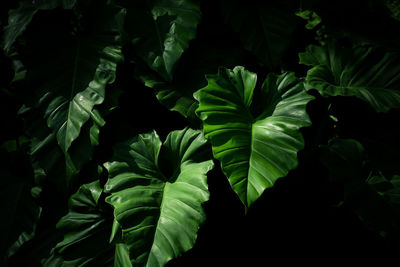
[
  {"x1": 137, "y1": 36, "x2": 248, "y2": 124},
  {"x1": 26, "y1": 5, "x2": 124, "y2": 154},
  {"x1": 300, "y1": 42, "x2": 400, "y2": 112},
  {"x1": 104, "y1": 128, "x2": 213, "y2": 266},
  {"x1": 26, "y1": 107, "x2": 104, "y2": 192},
  {"x1": 19, "y1": 2, "x2": 124, "y2": 183},
  {"x1": 2, "y1": 0, "x2": 76, "y2": 52},
  {"x1": 120, "y1": 0, "x2": 201, "y2": 81},
  {"x1": 194, "y1": 66, "x2": 313, "y2": 207},
  {"x1": 44, "y1": 180, "x2": 118, "y2": 266},
  {"x1": 220, "y1": 0, "x2": 298, "y2": 68}
]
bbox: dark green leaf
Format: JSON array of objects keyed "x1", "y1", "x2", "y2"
[
  {"x1": 121, "y1": 0, "x2": 201, "y2": 80},
  {"x1": 20, "y1": 2, "x2": 124, "y2": 187},
  {"x1": 104, "y1": 128, "x2": 213, "y2": 266},
  {"x1": 2, "y1": 0, "x2": 77, "y2": 52},
  {"x1": 137, "y1": 37, "x2": 248, "y2": 123},
  {"x1": 45, "y1": 180, "x2": 115, "y2": 266},
  {"x1": 300, "y1": 42, "x2": 400, "y2": 112},
  {"x1": 26, "y1": 8, "x2": 124, "y2": 154}
]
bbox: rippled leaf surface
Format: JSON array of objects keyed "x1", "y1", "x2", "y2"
[
  {"x1": 45, "y1": 180, "x2": 116, "y2": 266},
  {"x1": 194, "y1": 66, "x2": 313, "y2": 207},
  {"x1": 300, "y1": 42, "x2": 400, "y2": 112},
  {"x1": 104, "y1": 128, "x2": 213, "y2": 266}
]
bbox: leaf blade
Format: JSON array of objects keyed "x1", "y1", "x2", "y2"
[
  {"x1": 105, "y1": 128, "x2": 213, "y2": 266},
  {"x1": 301, "y1": 42, "x2": 400, "y2": 112},
  {"x1": 195, "y1": 67, "x2": 313, "y2": 207}
]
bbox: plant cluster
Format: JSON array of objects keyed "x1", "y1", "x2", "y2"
[{"x1": 1, "y1": 0, "x2": 400, "y2": 266}]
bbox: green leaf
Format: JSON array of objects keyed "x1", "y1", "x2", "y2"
[
  {"x1": 120, "y1": 0, "x2": 201, "y2": 80},
  {"x1": 194, "y1": 66, "x2": 314, "y2": 208},
  {"x1": 47, "y1": 180, "x2": 115, "y2": 266},
  {"x1": 104, "y1": 128, "x2": 213, "y2": 266},
  {"x1": 114, "y1": 243, "x2": 132, "y2": 267},
  {"x1": 220, "y1": 0, "x2": 297, "y2": 68},
  {"x1": 137, "y1": 37, "x2": 248, "y2": 123},
  {"x1": 28, "y1": 111, "x2": 104, "y2": 191},
  {"x1": 2, "y1": 0, "x2": 77, "y2": 52},
  {"x1": 29, "y1": 8, "x2": 124, "y2": 154},
  {"x1": 300, "y1": 42, "x2": 400, "y2": 112},
  {"x1": 20, "y1": 2, "x2": 124, "y2": 185}
]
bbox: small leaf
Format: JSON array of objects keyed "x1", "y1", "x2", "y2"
[{"x1": 295, "y1": 9, "x2": 322, "y2": 29}]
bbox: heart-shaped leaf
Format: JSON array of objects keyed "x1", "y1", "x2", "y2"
[
  {"x1": 104, "y1": 128, "x2": 213, "y2": 266},
  {"x1": 194, "y1": 66, "x2": 313, "y2": 208},
  {"x1": 300, "y1": 42, "x2": 400, "y2": 112}
]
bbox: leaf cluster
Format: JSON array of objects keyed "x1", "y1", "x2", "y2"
[{"x1": 2, "y1": 0, "x2": 400, "y2": 265}]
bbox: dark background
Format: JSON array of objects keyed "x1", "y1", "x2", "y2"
[{"x1": 2, "y1": 0, "x2": 400, "y2": 265}]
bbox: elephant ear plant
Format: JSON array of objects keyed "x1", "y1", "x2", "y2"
[
  {"x1": 1, "y1": 0, "x2": 400, "y2": 266},
  {"x1": 194, "y1": 67, "x2": 313, "y2": 207}
]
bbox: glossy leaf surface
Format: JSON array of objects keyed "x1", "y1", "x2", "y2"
[
  {"x1": 104, "y1": 128, "x2": 213, "y2": 266},
  {"x1": 194, "y1": 66, "x2": 313, "y2": 207},
  {"x1": 300, "y1": 42, "x2": 400, "y2": 112},
  {"x1": 21, "y1": 3, "x2": 124, "y2": 184}
]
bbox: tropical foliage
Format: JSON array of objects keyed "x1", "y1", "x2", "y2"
[{"x1": 1, "y1": 0, "x2": 400, "y2": 265}]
